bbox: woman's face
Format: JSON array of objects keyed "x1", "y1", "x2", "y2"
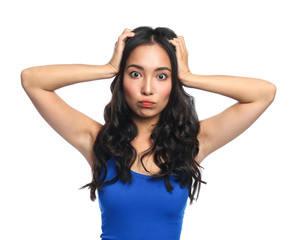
[{"x1": 123, "y1": 44, "x2": 172, "y2": 122}]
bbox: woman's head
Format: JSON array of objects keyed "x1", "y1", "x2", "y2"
[{"x1": 110, "y1": 26, "x2": 182, "y2": 121}]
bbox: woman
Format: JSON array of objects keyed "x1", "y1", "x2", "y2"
[{"x1": 21, "y1": 26, "x2": 276, "y2": 240}]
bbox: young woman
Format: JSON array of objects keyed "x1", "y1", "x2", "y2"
[{"x1": 21, "y1": 26, "x2": 276, "y2": 240}]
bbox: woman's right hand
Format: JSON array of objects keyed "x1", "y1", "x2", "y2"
[{"x1": 106, "y1": 28, "x2": 135, "y2": 76}]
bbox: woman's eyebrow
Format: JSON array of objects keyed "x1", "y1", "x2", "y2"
[
  {"x1": 127, "y1": 64, "x2": 171, "y2": 72},
  {"x1": 155, "y1": 67, "x2": 171, "y2": 72}
]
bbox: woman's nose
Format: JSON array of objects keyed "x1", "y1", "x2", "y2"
[{"x1": 141, "y1": 77, "x2": 153, "y2": 95}]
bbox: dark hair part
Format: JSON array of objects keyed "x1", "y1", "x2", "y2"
[{"x1": 80, "y1": 26, "x2": 206, "y2": 204}]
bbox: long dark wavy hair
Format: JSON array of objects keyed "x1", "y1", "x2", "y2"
[{"x1": 80, "y1": 26, "x2": 206, "y2": 204}]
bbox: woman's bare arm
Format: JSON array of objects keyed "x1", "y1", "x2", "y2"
[
  {"x1": 21, "y1": 64, "x2": 117, "y2": 91},
  {"x1": 21, "y1": 64, "x2": 116, "y2": 167},
  {"x1": 21, "y1": 29, "x2": 135, "y2": 168},
  {"x1": 184, "y1": 73, "x2": 276, "y2": 163},
  {"x1": 169, "y1": 36, "x2": 276, "y2": 164}
]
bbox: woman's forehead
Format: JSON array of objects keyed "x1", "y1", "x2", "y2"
[{"x1": 125, "y1": 44, "x2": 171, "y2": 70}]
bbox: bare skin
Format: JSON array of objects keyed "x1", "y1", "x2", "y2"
[{"x1": 21, "y1": 28, "x2": 276, "y2": 175}]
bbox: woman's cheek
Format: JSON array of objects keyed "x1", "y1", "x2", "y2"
[
  {"x1": 123, "y1": 81, "x2": 138, "y2": 107},
  {"x1": 160, "y1": 82, "x2": 172, "y2": 103}
]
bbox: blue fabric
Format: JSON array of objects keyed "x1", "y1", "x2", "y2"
[{"x1": 97, "y1": 156, "x2": 189, "y2": 240}]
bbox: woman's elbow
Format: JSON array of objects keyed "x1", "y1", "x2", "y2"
[
  {"x1": 21, "y1": 68, "x2": 35, "y2": 90},
  {"x1": 267, "y1": 82, "x2": 277, "y2": 103},
  {"x1": 261, "y1": 82, "x2": 276, "y2": 104}
]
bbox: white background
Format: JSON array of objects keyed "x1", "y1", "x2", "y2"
[{"x1": 1, "y1": 0, "x2": 298, "y2": 239}]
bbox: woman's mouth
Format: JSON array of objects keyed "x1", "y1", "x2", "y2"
[{"x1": 139, "y1": 101, "x2": 155, "y2": 107}]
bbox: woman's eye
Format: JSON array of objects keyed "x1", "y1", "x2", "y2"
[
  {"x1": 130, "y1": 71, "x2": 141, "y2": 78},
  {"x1": 157, "y1": 73, "x2": 167, "y2": 80}
]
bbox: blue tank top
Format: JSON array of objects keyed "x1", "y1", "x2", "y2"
[{"x1": 97, "y1": 156, "x2": 189, "y2": 240}]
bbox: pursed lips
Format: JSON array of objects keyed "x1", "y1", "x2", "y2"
[{"x1": 139, "y1": 100, "x2": 155, "y2": 107}]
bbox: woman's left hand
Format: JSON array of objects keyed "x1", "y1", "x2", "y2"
[{"x1": 168, "y1": 36, "x2": 192, "y2": 83}]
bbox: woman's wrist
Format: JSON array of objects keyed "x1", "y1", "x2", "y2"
[
  {"x1": 180, "y1": 72, "x2": 202, "y2": 88},
  {"x1": 103, "y1": 63, "x2": 118, "y2": 79}
]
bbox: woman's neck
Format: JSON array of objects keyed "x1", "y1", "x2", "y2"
[{"x1": 131, "y1": 115, "x2": 159, "y2": 138}]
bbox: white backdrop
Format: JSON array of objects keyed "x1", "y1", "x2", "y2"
[{"x1": 1, "y1": 0, "x2": 298, "y2": 239}]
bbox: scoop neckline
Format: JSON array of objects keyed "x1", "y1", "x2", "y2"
[{"x1": 130, "y1": 169, "x2": 155, "y2": 179}]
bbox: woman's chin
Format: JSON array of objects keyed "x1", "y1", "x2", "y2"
[{"x1": 131, "y1": 111, "x2": 161, "y2": 122}]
